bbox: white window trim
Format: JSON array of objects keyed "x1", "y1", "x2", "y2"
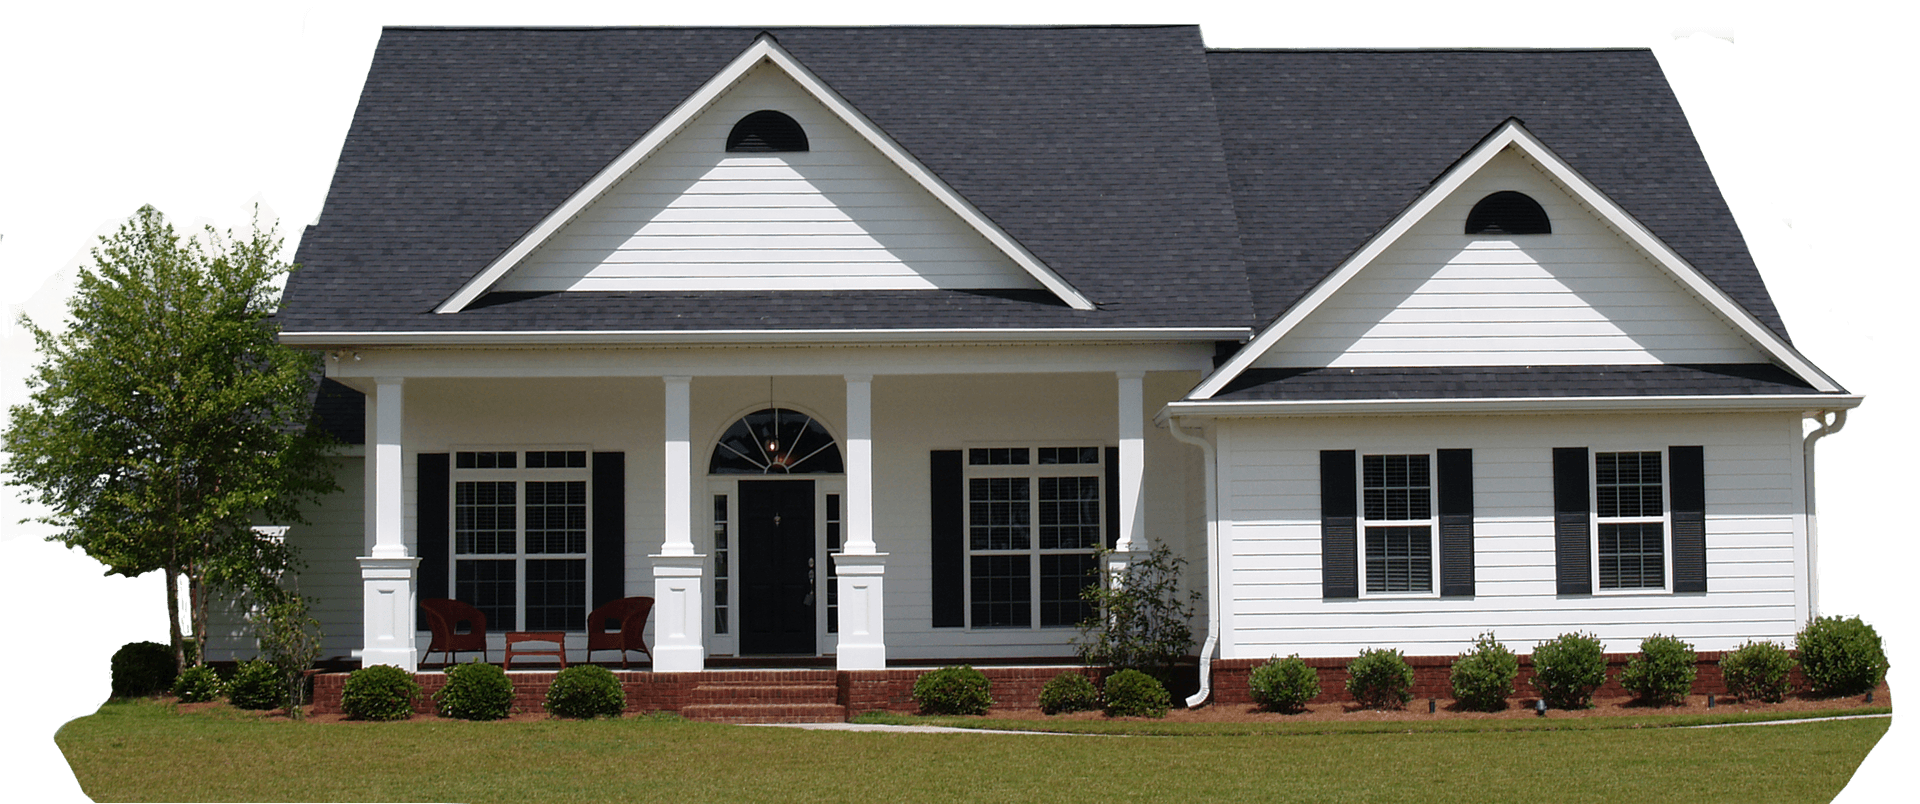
[
  {"x1": 1590, "y1": 447, "x2": 1673, "y2": 595},
  {"x1": 961, "y1": 444, "x2": 1106, "y2": 631},
  {"x1": 448, "y1": 445, "x2": 595, "y2": 632},
  {"x1": 1357, "y1": 451, "x2": 1440, "y2": 599}
]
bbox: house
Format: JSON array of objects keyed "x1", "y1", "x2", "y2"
[{"x1": 227, "y1": 25, "x2": 1858, "y2": 706}]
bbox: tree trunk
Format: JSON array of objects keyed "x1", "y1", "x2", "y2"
[
  {"x1": 189, "y1": 568, "x2": 208, "y2": 668},
  {"x1": 164, "y1": 566, "x2": 185, "y2": 675}
]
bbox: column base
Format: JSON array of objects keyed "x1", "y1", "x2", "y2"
[
  {"x1": 358, "y1": 556, "x2": 420, "y2": 671},
  {"x1": 833, "y1": 553, "x2": 888, "y2": 671},
  {"x1": 651, "y1": 554, "x2": 708, "y2": 673}
]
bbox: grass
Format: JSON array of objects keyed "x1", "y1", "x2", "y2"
[{"x1": 59, "y1": 698, "x2": 1888, "y2": 803}]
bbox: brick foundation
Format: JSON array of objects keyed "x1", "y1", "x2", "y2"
[{"x1": 1204, "y1": 651, "x2": 1809, "y2": 707}]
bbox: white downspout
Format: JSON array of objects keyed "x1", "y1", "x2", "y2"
[
  {"x1": 1803, "y1": 409, "x2": 1847, "y2": 619},
  {"x1": 1166, "y1": 416, "x2": 1219, "y2": 708}
]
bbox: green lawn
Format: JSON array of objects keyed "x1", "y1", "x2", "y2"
[{"x1": 59, "y1": 699, "x2": 1888, "y2": 803}]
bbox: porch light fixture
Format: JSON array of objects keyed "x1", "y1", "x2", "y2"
[{"x1": 763, "y1": 378, "x2": 781, "y2": 457}]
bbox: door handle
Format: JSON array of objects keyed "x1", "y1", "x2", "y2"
[{"x1": 803, "y1": 591, "x2": 816, "y2": 607}]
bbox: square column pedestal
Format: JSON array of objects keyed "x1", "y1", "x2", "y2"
[
  {"x1": 833, "y1": 553, "x2": 888, "y2": 670},
  {"x1": 651, "y1": 554, "x2": 708, "y2": 672},
  {"x1": 358, "y1": 556, "x2": 420, "y2": 670}
]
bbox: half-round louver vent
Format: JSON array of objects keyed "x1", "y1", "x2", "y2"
[
  {"x1": 726, "y1": 110, "x2": 809, "y2": 152},
  {"x1": 1465, "y1": 191, "x2": 1551, "y2": 235}
]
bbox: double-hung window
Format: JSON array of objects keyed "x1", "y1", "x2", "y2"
[
  {"x1": 451, "y1": 449, "x2": 591, "y2": 631},
  {"x1": 965, "y1": 446, "x2": 1103, "y2": 628},
  {"x1": 1594, "y1": 450, "x2": 1666, "y2": 590},
  {"x1": 1361, "y1": 453, "x2": 1435, "y2": 595}
]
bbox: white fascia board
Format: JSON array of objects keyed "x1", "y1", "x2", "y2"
[
  {"x1": 1189, "y1": 119, "x2": 1845, "y2": 399},
  {"x1": 435, "y1": 36, "x2": 1095, "y2": 314},
  {"x1": 282, "y1": 326, "x2": 1247, "y2": 348},
  {"x1": 1159, "y1": 392, "x2": 1863, "y2": 421}
]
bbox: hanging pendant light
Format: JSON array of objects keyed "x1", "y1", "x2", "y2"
[{"x1": 763, "y1": 378, "x2": 782, "y2": 464}]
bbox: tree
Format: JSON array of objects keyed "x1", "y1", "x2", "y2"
[
  {"x1": 1075, "y1": 542, "x2": 1198, "y2": 686},
  {"x1": 4, "y1": 205, "x2": 338, "y2": 672}
]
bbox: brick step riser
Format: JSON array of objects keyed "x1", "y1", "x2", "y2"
[
  {"x1": 681, "y1": 704, "x2": 848, "y2": 724},
  {"x1": 689, "y1": 686, "x2": 839, "y2": 704}
]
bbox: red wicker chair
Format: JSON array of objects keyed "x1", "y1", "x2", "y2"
[
  {"x1": 420, "y1": 598, "x2": 489, "y2": 667},
  {"x1": 584, "y1": 597, "x2": 654, "y2": 668}
]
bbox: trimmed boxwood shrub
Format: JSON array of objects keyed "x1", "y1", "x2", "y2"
[
  {"x1": 435, "y1": 661, "x2": 514, "y2": 721},
  {"x1": 1249, "y1": 655, "x2": 1320, "y2": 713},
  {"x1": 1038, "y1": 671, "x2": 1100, "y2": 715},
  {"x1": 1345, "y1": 648, "x2": 1414, "y2": 709},
  {"x1": 1796, "y1": 615, "x2": 1889, "y2": 697},
  {"x1": 110, "y1": 641, "x2": 177, "y2": 699},
  {"x1": 1102, "y1": 668, "x2": 1170, "y2": 718},
  {"x1": 1619, "y1": 634, "x2": 1697, "y2": 706},
  {"x1": 229, "y1": 659, "x2": 291, "y2": 711},
  {"x1": 1721, "y1": 640, "x2": 1795, "y2": 703},
  {"x1": 171, "y1": 664, "x2": 223, "y2": 703},
  {"x1": 1449, "y1": 632, "x2": 1519, "y2": 712},
  {"x1": 340, "y1": 665, "x2": 420, "y2": 720},
  {"x1": 1531, "y1": 632, "x2": 1608, "y2": 709},
  {"x1": 911, "y1": 665, "x2": 993, "y2": 715},
  {"x1": 544, "y1": 665, "x2": 626, "y2": 719}
]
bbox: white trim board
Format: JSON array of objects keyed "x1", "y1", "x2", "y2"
[
  {"x1": 434, "y1": 35, "x2": 1094, "y2": 313},
  {"x1": 1188, "y1": 119, "x2": 1845, "y2": 399},
  {"x1": 1160, "y1": 393, "x2": 1862, "y2": 421}
]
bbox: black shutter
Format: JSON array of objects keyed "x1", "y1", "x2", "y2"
[
  {"x1": 417, "y1": 453, "x2": 450, "y2": 603},
  {"x1": 930, "y1": 450, "x2": 965, "y2": 627},
  {"x1": 1670, "y1": 446, "x2": 1707, "y2": 593},
  {"x1": 1437, "y1": 449, "x2": 1475, "y2": 597},
  {"x1": 592, "y1": 452, "x2": 626, "y2": 609},
  {"x1": 1104, "y1": 446, "x2": 1121, "y2": 550},
  {"x1": 1552, "y1": 447, "x2": 1592, "y2": 595},
  {"x1": 1321, "y1": 450, "x2": 1358, "y2": 599}
]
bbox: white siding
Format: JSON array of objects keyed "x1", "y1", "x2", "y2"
[
  {"x1": 205, "y1": 457, "x2": 367, "y2": 661},
  {"x1": 496, "y1": 62, "x2": 1039, "y2": 293},
  {"x1": 1256, "y1": 148, "x2": 1767, "y2": 368},
  {"x1": 1217, "y1": 412, "x2": 1806, "y2": 659}
]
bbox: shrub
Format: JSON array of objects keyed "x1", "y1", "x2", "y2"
[
  {"x1": 1796, "y1": 615, "x2": 1889, "y2": 697},
  {"x1": 254, "y1": 597, "x2": 323, "y2": 712},
  {"x1": 1619, "y1": 634, "x2": 1697, "y2": 706},
  {"x1": 1721, "y1": 640, "x2": 1796, "y2": 703},
  {"x1": 911, "y1": 665, "x2": 993, "y2": 715},
  {"x1": 544, "y1": 665, "x2": 626, "y2": 719},
  {"x1": 1102, "y1": 669, "x2": 1170, "y2": 718},
  {"x1": 1449, "y1": 632, "x2": 1519, "y2": 712},
  {"x1": 340, "y1": 665, "x2": 419, "y2": 720},
  {"x1": 171, "y1": 665, "x2": 223, "y2": 703},
  {"x1": 435, "y1": 661, "x2": 515, "y2": 720},
  {"x1": 1345, "y1": 648, "x2": 1414, "y2": 709},
  {"x1": 1249, "y1": 655, "x2": 1321, "y2": 713},
  {"x1": 1038, "y1": 672, "x2": 1100, "y2": 715},
  {"x1": 1531, "y1": 632, "x2": 1608, "y2": 709},
  {"x1": 229, "y1": 659, "x2": 291, "y2": 711},
  {"x1": 110, "y1": 641, "x2": 177, "y2": 699},
  {"x1": 1075, "y1": 543, "x2": 1198, "y2": 685}
]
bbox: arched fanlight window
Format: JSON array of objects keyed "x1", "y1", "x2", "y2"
[
  {"x1": 1465, "y1": 191, "x2": 1551, "y2": 235},
  {"x1": 709, "y1": 408, "x2": 843, "y2": 474},
  {"x1": 726, "y1": 110, "x2": 809, "y2": 152}
]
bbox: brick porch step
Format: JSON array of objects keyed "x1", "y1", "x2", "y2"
[
  {"x1": 679, "y1": 673, "x2": 846, "y2": 722},
  {"x1": 688, "y1": 682, "x2": 840, "y2": 704},
  {"x1": 680, "y1": 702, "x2": 849, "y2": 723}
]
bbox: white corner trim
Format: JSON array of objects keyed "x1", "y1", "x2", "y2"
[
  {"x1": 434, "y1": 35, "x2": 1095, "y2": 314},
  {"x1": 1159, "y1": 392, "x2": 1863, "y2": 420},
  {"x1": 1188, "y1": 119, "x2": 1845, "y2": 399}
]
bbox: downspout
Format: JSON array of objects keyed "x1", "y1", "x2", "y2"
[
  {"x1": 1803, "y1": 409, "x2": 1847, "y2": 619},
  {"x1": 1165, "y1": 416, "x2": 1220, "y2": 708}
]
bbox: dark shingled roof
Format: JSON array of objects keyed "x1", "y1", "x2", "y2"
[
  {"x1": 1213, "y1": 364, "x2": 1826, "y2": 402},
  {"x1": 280, "y1": 25, "x2": 1253, "y2": 334},
  {"x1": 1204, "y1": 48, "x2": 1787, "y2": 340}
]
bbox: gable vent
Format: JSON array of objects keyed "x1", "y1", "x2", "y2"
[
  {"x1": 726, "y1": 110, "x2": 809, "y2": 152},
  {"x1": 1466, "y1": 191, "x2": 1551, "y2": 235}
]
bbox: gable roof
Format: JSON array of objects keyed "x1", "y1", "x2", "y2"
[{"x1": 278, "y1": 25, "x2": 1254, "y2": 339}]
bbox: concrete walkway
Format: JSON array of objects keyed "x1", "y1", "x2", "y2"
[
  {"x1": 749, "y1": 722, "x2": 1095, "y2": 735},
  {"x1": 1685, "y1": 713, "x2": 1891, "y2": 729}
]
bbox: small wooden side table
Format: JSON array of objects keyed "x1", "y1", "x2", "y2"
[{"x1": 503, "y1": 631, "x2": 567, "y2": 670}]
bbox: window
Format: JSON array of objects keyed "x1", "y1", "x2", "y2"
[
  {"x1": 726, "y1": 110, "x2": 809, "y2": 152},
  {"x1": 964, "y1": 446, "x2": 1102, "y2": 628},
  {"x1": 1361, "y1": 454, "x2": 1434, "y2": 594},
  {"x1": 451, "y1": 449, "x2": 591, "y2": 631},
  {"x1": 709, "y1": 408, "x2": 843, "y2": 474},
  {"x1": 712, "y1": 494, "x2": 730, "y2": 635},
  {"x1": 1465, "y1": 190, "x2": 1551, "y2": 235},
  {"x1": 1595, "y1": 451, "x2": 1666, "y2": 590}
]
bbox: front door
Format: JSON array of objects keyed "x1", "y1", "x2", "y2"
[{"x1": 738, "y1": 480, "x2": 817, "y2": 655}]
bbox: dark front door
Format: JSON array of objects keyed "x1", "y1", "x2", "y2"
[{"x1": 739, "y1": 480, "x2": 816, "y2": 655}]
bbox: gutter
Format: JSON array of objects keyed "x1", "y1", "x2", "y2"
[
  {"x1": 1803, "y1": 409, "x2": 1849, "y2": 619},
  {"x1": 279, "y1": 327, "x2": 1250, "y2": 348},
  {"x1": 1160, "y1": 393, "x2": 1863, "y2": 421},
  {"x1": 1164, "y1": 416, "x2": 1219, "y2": 709}
]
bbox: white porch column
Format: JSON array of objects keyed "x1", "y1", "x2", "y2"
[
  {"x1": 1107, "y1": 372, "x2": 1147, "y2": 582},
  {"x1": 359, "y1": 377, "x2": 419, "y2": 670},
  {"x1": 836, "y1": 375, "x2": 887, "y2": 669},
  {"x1": 652, "y1": 376, "x2": 706, "y2": 671}
]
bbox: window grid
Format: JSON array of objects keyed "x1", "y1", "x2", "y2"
[
  {"x1": 1361, "y1": 454, "x2": 1435, "y2": 595},
  {"x1": 712, "y1": 494, "x2": 729, "y2": 635},
  {"x1": 826, "y1": 494, "x2": 842, "y2": 634},
  {"x1": 1595, "y1": 451, "x2": 1667, "y2": 591},
  {"x1": 964, "y1": 446, "x2": 1103, "y2": 629},
  {"x1": 449, "y1": 451, "x2": 591, "y2": 632}
]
